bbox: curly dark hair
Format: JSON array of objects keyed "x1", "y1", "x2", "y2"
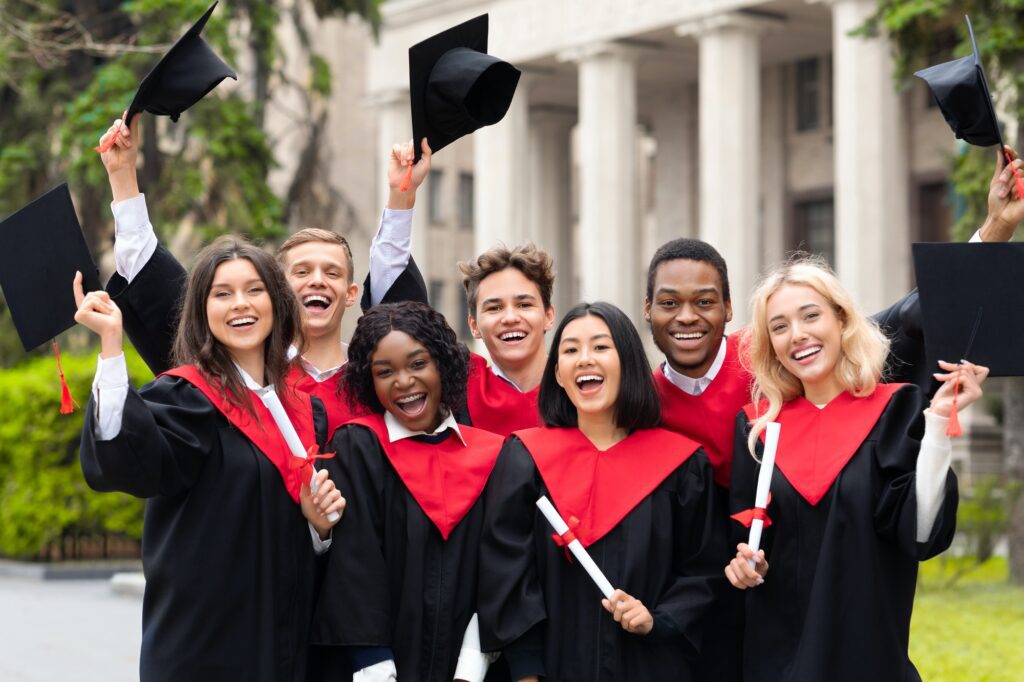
[{"x1": 342, "y1": 301, "x2": 470, "y2": 417}]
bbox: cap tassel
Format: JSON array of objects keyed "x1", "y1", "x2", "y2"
[
  {"x1": 398, "y1": 163, "x2": 414, "y2": 193},
  {"x1": 946, "y1": 365, "x2": 963, "y2": 437},
  {"x1": 53, "y1": 340, "x2": 77, "y2": 415},
  {"x1": 94, "y1": 110, "x2": 128, "y2": 154}
]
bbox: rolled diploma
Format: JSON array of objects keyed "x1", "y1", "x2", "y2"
[
  {"x1": 747, "y1": 421, "x2": 781, "y2": 569},
  {"x1": 262, "y1": 389, "x2": 340, "y2": 523},
  {"x1": 536, "y1": 496, "x2": 614, "y2": 599}
]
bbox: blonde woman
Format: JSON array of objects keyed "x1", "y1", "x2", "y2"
[{"x1": 724, "y1": 256, "x2": 986, "y2": 682}]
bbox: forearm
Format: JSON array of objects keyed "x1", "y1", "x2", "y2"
[{"x1": 916, "y1": 410, "x2": 953, "y2": 542}]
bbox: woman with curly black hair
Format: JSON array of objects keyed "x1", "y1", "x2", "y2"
[{"x1": 310, "y1": 301, "x2": 507, "y2": 682}]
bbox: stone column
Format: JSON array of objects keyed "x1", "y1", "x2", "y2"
[
  {"x1": 473, "y1": 76, "x2": 532, "y2": 256},
  {"x1": 678, "y1": 12, "x2": 780, "y2": 324},
  {"x1": 651, "y1": 84, "x2": 699, "y2": 248},
  {"x1": 829, "y1": 0, "x2": 910, "y2": 312},
  {"x1": 528, "y1": 107, "x2": 576, "y2": 317},
  {"x1": 562, "y1": 43, "x2": 641, "y2": 321}
]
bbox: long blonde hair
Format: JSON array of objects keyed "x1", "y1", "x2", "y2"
[{"x1": 745, "y1": 256, "x2": 890, "y2": 454}]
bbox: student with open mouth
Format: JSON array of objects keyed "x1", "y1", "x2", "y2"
[
  {"x1": 477, "y1": 302, "x2": 726, "y2": 682},
  {"x1": 724, "y1": 257, "x2": 986, "y2": 682},
  {"x1": 75, "y1": 237, "x2": 345, "y2": 681},
  {"x1": 310, "y1": 300, "x2": 506, "y2": 682}
]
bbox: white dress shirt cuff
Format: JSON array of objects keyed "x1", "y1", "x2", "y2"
[
  {"x1": 368, "y1": 208, "x2": 414, "y2": 306},
  {"x1": 916, "y1": 410, "x2": 953, "y2": 542},
  {"x1": 453, "y1": 613, "x2": 498, "y2": 682},
  {"x1": 352, "y1": 659, "x2": 397, "y2": 682},
  {"x1": 969, "y1": 229, "x2": 983, "y2": 243},
  {"x1": 111, "y1": 194, "x2": 158, "y2": 283},
  {"x1": 308, "y1": 522, "x2": 332, "y2": 555},
  {"x1": 92, "y1": 353, "x2": 130, "y2": 441}
]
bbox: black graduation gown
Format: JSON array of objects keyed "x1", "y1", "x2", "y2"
[
  {"x1": 310, "y1": 422, "x2": 505, "y2": 682},
  {"x1": 728, "y1": 385, "x2": 958, "y2": 682},
  {"x1": 79, "y1": 376, "x2": 327, "y2": 682},
  {"x1": 478, "y1": 435, "x2": 728, "y2": 682}
]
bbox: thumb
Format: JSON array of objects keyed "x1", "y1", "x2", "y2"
[{"x1": 73, "y1": 271, "x2": 85, "y2": 306}]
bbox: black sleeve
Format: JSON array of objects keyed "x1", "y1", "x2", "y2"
[
  {"x1": 477, "y1": 438, "x2": 547, "y2": 676},
  {"x1": 79, "y1": 376, "x2": 216, "y2": 498},
  {"x1": 360, "y1": 255, "x2": 429, "y2": 311},
  {"x1": 310, "y1": 396, "x2": 329, "y2": 451},
  {"x1": 871, "y1": 289, "x2": 936, "y2": 397},
  {"x1": 106, "y1": 244, "x2": 187, "y2": 376},
  {"x1": 872, "y1": 386, "x2": 959, "y2": 561}
]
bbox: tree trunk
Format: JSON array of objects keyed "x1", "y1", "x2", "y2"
[{"x1": 1005, "y1": 377, "x2": 1024, "y2": 584}]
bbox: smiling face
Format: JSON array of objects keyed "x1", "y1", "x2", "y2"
[
  {"x1": 645, "y1": 258, "x2": 733, "y2": 378},
  {"x1": 469, "y1": 267, "x2": 554, "y2": 371},
  {"x1": 206, "y1": 258, "x2": 274, "y2": 360},
  {"x1": 555, "y1": 314, "x2": 622, "y2": 421},
  {"x1": 281, "y1": 241, "x2": 358, "y2": 338},
  {"x1": 766, "y1": 283, "x2": 845, "y2": 403},
  {"x1": 370, "y1": 329, "x2": 444, "y2": 433}
]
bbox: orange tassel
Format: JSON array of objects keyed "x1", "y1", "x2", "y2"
[
  {"x1": 94, "y1": 110, "x2": 128, "y2": 154},
  {"x1": 945, "y1": 366, "x2": 962, "y2": 437},
  {"x1": 398, "y1": 164, "x2": 413, "y2": 193},
  {"x1": 53, "y1": 340, "x2": 77, "y2": 415}
]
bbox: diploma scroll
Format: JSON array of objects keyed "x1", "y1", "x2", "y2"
[
  {"x1": 747, "y1": 421, "x2": 781, "y2": 569},
  {"x1": 536, "y1": 496, "x2": 615, "y2": 599}
]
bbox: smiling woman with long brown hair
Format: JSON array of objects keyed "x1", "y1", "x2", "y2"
[{"x1": 74, "y1": 236, "x2": 344, "y2": 682}]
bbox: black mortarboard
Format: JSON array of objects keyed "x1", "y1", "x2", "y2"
[
  {"x1": 96, "y1": 2, "x2": 237, "y2": 152},
  {"x1": 407, "y1": 14, "x2": 521, "y2": 164},
  {"x1": 915, "y1": 16, "x2": 1003, "y2": 148},
  {"x1": 912, "y1": 242, "x2": 1024, "y2": 377},
  {"x1": 0, "y1": 184, "x2": 102, "y2": 352}
]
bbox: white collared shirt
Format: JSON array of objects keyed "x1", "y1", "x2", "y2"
[
  {"x1": 661, "y1": 335, "x2": 728, "y2": 396},
  {"x1": 489, "y1": 361, "x2": 525, "y2": 393},
  {"x1": 286, "y1": 344, "x2": 347, "y2": 383},
  {"x1": 382, "y1": 409, "x2": 466, "y2": 446}
]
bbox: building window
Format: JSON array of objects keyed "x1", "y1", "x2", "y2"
[
  {"x1": 458, "y1": 172, "x2": 474, "y2": 230},
  {"x1": 429, "y1": 279, "x2": 444, "y2": 309},
  {"x1": 428, "y1": 170, "x2": 444, "y2": 224},
  {"x1": 459, "y1": 294, "x2": 472, "y2": 341},
  {"x1": 795, "y1": 57, "x2": 820, "y2": 132},
  {"x1": 792, "y1": 197, "x2": 834, "y2": 264}
]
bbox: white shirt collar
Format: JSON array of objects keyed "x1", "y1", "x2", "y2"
[
  {"x1": 383, "y1": 410, "x2": 466, "y2": 446},
  {"x1": 287, "y1": 343, "x2": 348, "y2": 383},
  {"x1": 489, "y1": 362, "x2": 524, "y2": 392},
  {"x1": 662, "y1": 335, "x2": 728, "y2": 397}
]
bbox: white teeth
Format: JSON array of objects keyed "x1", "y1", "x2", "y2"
[
  {"x1": 500, "y1": 331, "x2": 527, "y2": 341},
  {"x1": 396, "y1": 393, "x2": 425, "y2": 404},
  {"x1": 673, "y1": 332, "x2": 705, "y2": 340},
  {"x1": 303, "y1": 295, "x2": 330, "y2": 305},
  {"x1": 228, "y1": 317, "x2": 256, "y2": 327},
  {"x1": 575, "y1": 374, "x2": 603, "y2": 385},
  {"x1": 794, "y1": 346, "x2": 822, "y2": 360}
]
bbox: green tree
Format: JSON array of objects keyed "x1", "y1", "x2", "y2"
[{"x1": 862, "y1": 0, "x2": 1024, "y2": 585}]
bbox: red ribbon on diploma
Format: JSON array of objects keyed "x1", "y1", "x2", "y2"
[
  {"x1": 551, "y1": 515, "x2": 581, "y2": 562},
  {"x1": 289, "y1": 444, "x2": 336, "y2": 484},
  {"x1": 730, "y1": 493, "x2": 773, "y2": 528}
]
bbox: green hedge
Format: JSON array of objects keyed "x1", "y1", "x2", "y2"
[{"x1": 0, "y1": 348, "x2": 153, "y2": 559}]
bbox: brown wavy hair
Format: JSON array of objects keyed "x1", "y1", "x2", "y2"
[
  {"x1": 459, "y1": 242, "x2": 555, "y2": 314},
  {"x1": 171, "y1": 236, "x2": 303, "y2": 418}
]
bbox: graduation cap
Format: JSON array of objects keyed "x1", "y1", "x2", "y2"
[
  {"x1": 95, "y1": 2, "x2": 237, "y2": 153},
  {"x1": 915, "y1": 15, "x2": 1024, "y2": 197},
  {"x1": 912, "y1": 242, "x2": 1024, "y2": 432},
  {"x1": 0, "y1": 184, "x2": 103, "y2": 412},
  {"x1": 399, "y1": 14, "x2": 521, "y2": 190}
]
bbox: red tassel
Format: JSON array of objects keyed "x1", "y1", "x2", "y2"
[
  {"x1": 945, "y1": 367, "x2": 962, "y2": 437},
  {"x1": 94, "y1": 110, "x2": 128, "y2": 154},
  {"x1": 53, "y1": 340, "x2": 77, "y2": 415},
  {"x1": 398, "y1": 164, "x2": 413, "y2": 193}
]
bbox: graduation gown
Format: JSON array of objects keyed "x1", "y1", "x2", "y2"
[
  {"x1": 79, "y1": 369, "x2": 328, "y2": 682},
  {"x1": 478, "y1": 427, "x2": 727, "y2": 682},
  {"x1": 729, "y1": 384, "x2": 958, "y2": 682},
  {"x1": 310, "y1": 415, "x2": 504, "y2": 682}
]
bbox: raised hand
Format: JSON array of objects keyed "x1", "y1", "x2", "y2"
[
  {"x1": 387, "y1": 137, "x2": 433, "y2": 209},
  {"x1": 980, "y1": 145, "x2": 1024, "y2": 242},
  {"x1": 73, "y1": 271, "x2": 123, "y2": 359},
  {"x1": 97, "y1": 113, "x2": 141, "y2": 203},
  {"x1": 930, "y1": 359, "x2": 988, "y2": 418}
]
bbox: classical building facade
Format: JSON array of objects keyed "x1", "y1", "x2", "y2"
[{"x1": 364, "y1": 0, "x2": 958, "y2": 347}]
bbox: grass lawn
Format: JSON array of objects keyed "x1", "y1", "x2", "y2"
[{"x1": 910, "y1": 557, "x2": 1024, "y2": 681}]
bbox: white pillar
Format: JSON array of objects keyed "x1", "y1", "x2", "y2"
[
  {"x1": 652, "y1": 84, "x2": 699, "y2": 247},
  {"x1": 830, "y1": 0, "x2": 910, "y2": 312},
  {"x1": 678, "y1": 13, "x2": 779, "y2": 325},
  {"x1": 761, "y1": 65, "x2": 787, "y2": 268},
  {"x1": 528, "y1": 107, "x2": 576, "y2": 317},
  {"x1": 473, "y1": 76, "x2": 532, "y2": 256},
  {"x1": 562, "y1": 43, "x2": 640, "y2": 320}
]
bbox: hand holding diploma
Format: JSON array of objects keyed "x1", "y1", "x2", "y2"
[
  {"x1": 725, "y1": 421, "x2": 779, "y2": 589},
  {"x1": 603, "y1": 589, "x2": 653, "y2": 635}
]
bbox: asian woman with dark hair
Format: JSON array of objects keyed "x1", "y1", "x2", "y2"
[
  {"x1": 478, "y1": 301, "x2": 727, "y2": 682},
  {"x1": 74, "y1": 236, "x2": 345, "y2": 682}
]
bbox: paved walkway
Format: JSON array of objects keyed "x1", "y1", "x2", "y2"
[{"x1": 0, "y1": 576, "x2": 141, "y2": 681}]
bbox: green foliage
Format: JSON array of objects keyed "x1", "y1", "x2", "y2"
[
  {"x1": 310, "y1": 54, "x2": 333, "y2": 97},
  {"x1": 951, "y1": 144, "x2": 997, "y2": 241},
  {"x1": 0, "y1": 348, "x2": 153, "y2": 559}
]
